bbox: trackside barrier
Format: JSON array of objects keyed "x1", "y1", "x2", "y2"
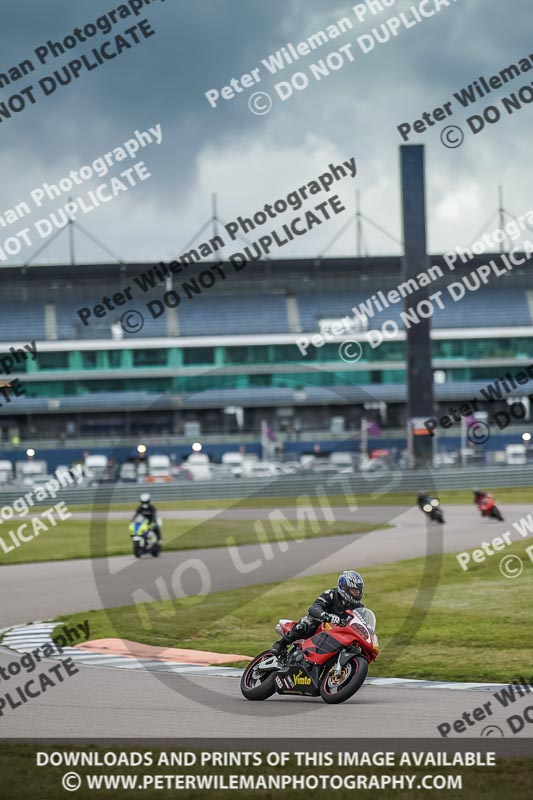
[{"x1": 0, "y1": 465, "x2": 531, "y2": 505}]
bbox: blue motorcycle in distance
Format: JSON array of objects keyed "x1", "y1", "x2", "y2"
[{"x1": 129, "y1": 515, "x2": 161, "y2": 558}]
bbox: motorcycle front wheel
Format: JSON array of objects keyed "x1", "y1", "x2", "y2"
[
  {"x1": 320, "y1": 656, "x2": 368, "y2": 704},
  {"x1": 133, "y1": 541, "x2": 142, "y2": 558},
  {"x1": 240, "y1": 651, "x2": 277, "y2": 701}
]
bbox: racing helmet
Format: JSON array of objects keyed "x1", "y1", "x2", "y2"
[
  {"x1": 140, "y1": 492, "x2": 151, "y2": 504},
  {"x1": 337, "y1": 570, "x2": 364, "y2": 606}
]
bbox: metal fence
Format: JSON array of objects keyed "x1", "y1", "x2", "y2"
[{"x1": 0, "y1": 465, "x2": 531, "y2": 506}]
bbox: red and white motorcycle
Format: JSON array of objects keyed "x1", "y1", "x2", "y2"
[{"x1": 241, "y1": 608, "x2": 379, "y2": 705}]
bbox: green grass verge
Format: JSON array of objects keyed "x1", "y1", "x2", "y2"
[
  {"x1": 55, "y1": 539, "x2": 533, "y2": 682},
  {"x1": 0, "y1": 519, "x2": 388, "y2": 565},
  {"x1": 1, "y1": 744, "x2": 532, "y2": 800},
  {"x1": 55, "y1": 486, "x2": 533, "y2": 513}
]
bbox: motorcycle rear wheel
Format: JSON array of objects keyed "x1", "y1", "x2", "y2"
[
  {"x1": 240, "y1": 651, "x2": 277, "y2": 701},
  {"x1": 320, "y1": 656, "x2": 368, "y2": 704}
]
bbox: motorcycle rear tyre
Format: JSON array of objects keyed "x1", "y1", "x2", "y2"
[{"x1": 240, "y1": 651, "x2": 276, "y2": 701}]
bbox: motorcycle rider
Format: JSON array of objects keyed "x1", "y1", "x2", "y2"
[
  {"x1": 473, "y1": 488, "x2": 489, "y2": 505},
  {"x1": 131, "y1": 493, "x2": 161, "y2": 542},
  {"x1": 417, "y1": 490, "x2": 430, "y2": 510},
  {"x1": 269, "y1": 570, "x2": 366, "y2": 657}
]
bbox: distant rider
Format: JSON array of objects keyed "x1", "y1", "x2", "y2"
[
  {"x1": 473, "y1": 488, "x2": 489, "y2": 505},
  {"x1": 131, "y1": 492, "x2": 161, "y2": 542},
  {"x1": 270, "y1": 570, "x2": 366, "y2": 657},
  {"x1": 417, "y1": 490, "x2": 430, "y2": 510}
]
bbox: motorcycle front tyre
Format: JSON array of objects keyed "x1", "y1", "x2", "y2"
[
  {"x1": 240, "y1": 651, "x2": 277, "y2": 701},
  {"x1": 320, "y1": 656, "x2": 368, "y2": 705}
]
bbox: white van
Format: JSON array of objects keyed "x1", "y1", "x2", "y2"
[
  {"x1": 250, "y1": 462, "x2": 287, "y2": 478},
  {"x1": 84, "y1": 454, "x2": 108, "y2": 482},
  {"x1": 147, "y1": 455, "x2": 172, "y2": 483},
  {"x1": 0, "y1": 460, "x2": 13, "y2": 484},
  {"x1": 184, "y1": 453, "x2": 212, "y2": 481},
  {"x1": 221, "y1": 452, "x2": 258, "y2": 477},
  {"x1": 16, "y1": 459, "x2": 48, "y2": 484},
  {"x1": 505, "y1": 444, "x2": 527, "y2": 465}
]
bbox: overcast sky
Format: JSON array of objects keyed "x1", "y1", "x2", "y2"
[{"x1": 1, "y1": 0, "x2": 531, "y2": 265}]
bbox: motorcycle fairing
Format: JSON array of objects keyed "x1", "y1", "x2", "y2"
[
  {"x1": 274, "y1": 663, "x2": 321, "y2": 696},
  {"x1": 304, "y1": 631, "x2": 341, "y2": 656}
]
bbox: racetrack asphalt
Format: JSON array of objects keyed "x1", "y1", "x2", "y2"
[{"x1": 1, "y1": 503, "x2": 531, "y2": 739}]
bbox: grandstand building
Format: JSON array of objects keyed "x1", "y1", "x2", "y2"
[{"x1": 1, "y1": 253, "x2": 532, "y2": 458}]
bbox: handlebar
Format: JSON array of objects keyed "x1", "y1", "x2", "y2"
[{"x1": 323, "y1": 616, "x2": 349, "y2": 627}]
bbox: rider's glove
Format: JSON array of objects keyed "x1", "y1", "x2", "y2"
[{"x1": 321, "y1": 612, "x2": 341, "y2": 625}]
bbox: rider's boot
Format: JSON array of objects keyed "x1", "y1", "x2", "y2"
[{"x1": 270, "y1": 639, "x2": 286, "y2": 656}]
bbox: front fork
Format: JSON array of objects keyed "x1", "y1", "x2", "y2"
[{"x1": 333, "y1": 646, "x2": 362, "y2": 676}]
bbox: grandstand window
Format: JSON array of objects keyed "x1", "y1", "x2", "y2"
[
  {"x1": 106, "y1": 350, "x2": 123, "y2": 368},
  {"x1": 38, "y1": 352, "x2": 69, "y2": 370},
  {"x1": 316, "y1": 344, "x2": 346, "y2": 362},
  {"x1": 73, "y1": 378, "x2": 169, "y2": 393},
  {"x1": 445, "y1": 369, "x2": 468, "y2": 381},
  {"x1": 182, "y1": 375, "x2": 234, "y2": 392},
  {"x1": 433, "y1": 340, "x2": 463, "y2": 358},
  {"x1": 372, "y1": 342, "x2": 404, "y2": 361},
  {"x1": 432, "y1": 337, "x2": 533, "y2": 360},
  {"x1": 384, "y1": 370, "x2": 407, "y2": 384},
  {"x1": 24, "y1": 382, "x2": 66, "y2": 397},
  {"x1": 463, "y1": 338, "x2": 521, "y2": 360},
  {"x1": 270, "y1": 371, "x2": 376, "y2": 387},
  {"x1": 270, "y1": 345, "x2": 307, "y2": 363},
  {"x1": 223, "y1": 346, "x2": 270, "y2": 365},
  {"x1": 79, "y1": 380, "x2": 124, "y2": 392},
  {"x1": 81, "y1": 351, "x2": 97, "y2": 369},
  {"x1": 182, "y1": 347, "x2": 215, "y2": 365},
  {"x1": 132, "y1": 349, "x2": 167, "y2": 367},
  {"x1": 248, "y1": 374, "x2": 272, "y2": 387}
]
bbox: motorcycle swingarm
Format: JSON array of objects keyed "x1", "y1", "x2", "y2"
[{"x1": 255, "y1": 655, "x2": 280, "y2": 672}]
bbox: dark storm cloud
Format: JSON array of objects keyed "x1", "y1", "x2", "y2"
[{"x1": 0, "y1": 0, "x2": 532, "y2": 263}]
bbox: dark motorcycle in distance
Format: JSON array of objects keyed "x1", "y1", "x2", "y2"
[
  {"x1": 129, "y1": 516, "x2": 161, "y2": 558},
  {"x1": 475, "y1": 492, "x2": 504, "y2": 521},
  {"x1": 418, "y1": 494, "x2": 444, "y2": 524}
]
